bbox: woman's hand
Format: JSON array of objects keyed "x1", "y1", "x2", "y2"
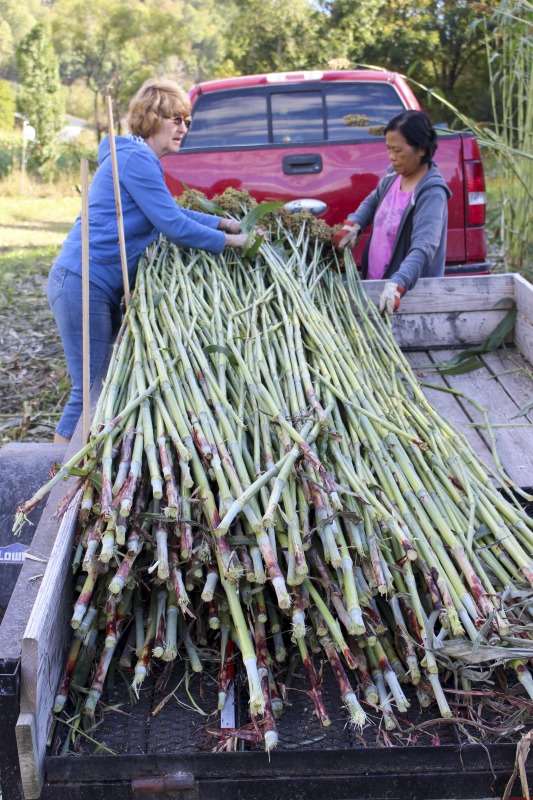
[
  {"x1": 378, "y1": 282, "x2": 405, "y2": 315},
  {"x1": 337, "y1": 222, "x2": 361, "y2": 250},
  {"x1": 225, "y1": 227, "x2": 268, "y2": 248},
  {"x1": 224, "y1": 232, "x2": 249, "y2": 248},
  {"x1": 219, "y1": 219, "x2": 241, "y2": 234}
]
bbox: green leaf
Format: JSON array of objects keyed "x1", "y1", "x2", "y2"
[
  {"x1": 180, "y1": 182, "x2": 223, "y2": 215},
  {"x1": 483, "y1": 300, "x2": 517, "y2": 351},
  {"x1": 244, "y1": 233, "x2": 265, "y2": 259},
  {"x1": 510, "y1": 399, "x2": 533, "y2": 420},
  {"x1": 152, "y1": 289, "x2": 165, "y2": 307},
  {"x1": 203, "y1": 344, "x2": 239, "y2": 366},
  {"x1": 434, "y1": 302, "x2": 516, "y2": 369},
  {"x1": 240, "y1": 201, "x2": 284, "y2": 233},
  {"x1": 437, "y1": 356, "x2": 484, "y2": 375}
]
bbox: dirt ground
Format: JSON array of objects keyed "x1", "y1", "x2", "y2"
[{"x1": 0, "y1": 251, "x2": 70, "y2": 444}]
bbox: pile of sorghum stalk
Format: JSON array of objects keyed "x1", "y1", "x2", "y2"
[{"x1": 17, "y1": 218, "x2": 533, "y2": 748}]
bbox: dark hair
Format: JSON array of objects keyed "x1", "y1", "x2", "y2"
[{"x1": 384, "y1": 110, "x2": 437, "y2": 165}]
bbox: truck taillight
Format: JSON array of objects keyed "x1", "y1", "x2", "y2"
[{"x1": 465, "y1": 159, "x2": 486, "y2": 226}]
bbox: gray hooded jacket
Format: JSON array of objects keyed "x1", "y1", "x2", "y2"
[{"x1": 348, "y1": 162, "x2": 451, "y2": 291}]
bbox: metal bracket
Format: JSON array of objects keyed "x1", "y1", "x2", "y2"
[{"x1": 132, "y1": 772, "x2": 195, "y2": 795}]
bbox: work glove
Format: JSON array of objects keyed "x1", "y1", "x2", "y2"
[
  {"x1": 378, "y1": 282, "x2": 405, "y2": 315},
  {"x1": 332, "y1": 220, "x2": 360, "y2": 250}
]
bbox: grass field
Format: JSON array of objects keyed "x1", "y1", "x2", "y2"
[
  {"x1": 0, "y1": 180, "x2": 80, "y2": 443},
  {"x1": 0, "y1": 187, "x2": 80, "y2": 249}
]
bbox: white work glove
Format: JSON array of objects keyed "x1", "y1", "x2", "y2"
[
  {"x1": 333, "y1": 220, "x2": 361, "y2": 250},
  {"x1": 378, "y1": 282, "x2": 405, "y2": 315}
]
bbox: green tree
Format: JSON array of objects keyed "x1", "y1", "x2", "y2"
[
  {"x1": 219, "y1": 0, "x2": 323, "y2": 75},
  {"x1": 50, "y1": 0, "x2": 205, "y2": 141},
  {"x1": 0, "y1": 20, "x2": 15, "y2": 75},
  {"x1": 319, "y1": 0, "x2": 496, "y2": 120},
  {"x1": 16, "y1": 21, "x2": 64, "y2": 178},
  {"x1": 317, "y1": 0, "x2": 386, "y2": 64},
  {"x1": 180, "y1": 0, "x2": 232, "y2": 82},
  {"x1": 0, "y1": 0, "x2": 43, "y2": 76},
  {"x1": 0, "y1": 79, "x2": 16, "y2": 128}
]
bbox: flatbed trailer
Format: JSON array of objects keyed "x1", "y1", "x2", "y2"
[{"x1": 1, "y1": 273, "x2": 533, "y2": 800}]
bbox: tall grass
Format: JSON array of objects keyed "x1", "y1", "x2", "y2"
[
  {"x1": 484, "y1": 0, "x2": 533, "y2": 273},
  {"x1": 366, "y1": 1, "x2": 533, "y2": 276}
]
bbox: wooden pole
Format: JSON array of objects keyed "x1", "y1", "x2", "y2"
[
  {"x1": 105, "y1": 94, "x2": 131, "y2": 308},
  {"x1": 81, "y1": 158, "x2": 91, "y2": 444}
]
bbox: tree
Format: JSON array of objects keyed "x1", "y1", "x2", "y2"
[
  {"x1": 319, "y1": 0, "x2": 497, "y2": 120},
  {"x1": 16, "y1": 21, "x2": 64, "y2": 178},
  {"x1": 180, "y1": 0, "x2": 232, "y2": 82},
  {"x1": 51, "y1": 0, "x2": 138, "y2": 141},
  {"x1": 0, "y1": 79, "x2": 16, "y2": 129},
  {"x1": 218, "y1": 0, "x2": 323, "y2": 76},
  {"x1": 317, "y1": 0, "x2": 387, "y2": 65},
  {"x1": 0, "y1": 0, "x2": 42, "y2": 78},
  {"x1": 50, "y1": 0, "x2": 209, "y2": 141}
]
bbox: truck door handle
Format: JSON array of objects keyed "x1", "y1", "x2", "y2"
[{"x1": 282, "y1": 154, "x2": 322, "y2": 175}]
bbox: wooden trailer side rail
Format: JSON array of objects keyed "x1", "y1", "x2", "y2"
[
  {"x1": 13, "y1": 426, "x2": 91, "y2": 798},
  {"x1": 514, "y1": 272, "x2": 533, "y2": 364},
  {"x1": 364, "y1": 273, "x2": 516, "y2": 350}
]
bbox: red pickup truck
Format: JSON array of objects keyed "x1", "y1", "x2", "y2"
[{"x1": 162, "y1": 69, "x2": 489, "y2": 274}]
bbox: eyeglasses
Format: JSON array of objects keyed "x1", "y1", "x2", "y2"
[{"x1": 163, "y1": 115, "x2": 191, "y2": 129}]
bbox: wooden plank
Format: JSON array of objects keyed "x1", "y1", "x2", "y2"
[
  {"x1": 15, "y1": 712, "x2": 40, "y2": 800},
  {"x1": 405, "y1": 352, "x2": 495, "y2": 468},
  {"x1": 481, "y1": 350, "x2": 533, "y2": 424},
  {"x1": 390, "y1": 310, "x2": 512, "y2": 350},
  {"x1": 11, "y1": 366, "x2": 103, "y2": 800},
  {"x1": 513, "y1": 273, "x2": 533, "y2": 324},
  {"x1": 428, "y1": 348, "x2": 533, "y2": 487},
  {"x1": 515, "y1": 313, "x2": 533, "y2": 366},
  {"x1": 20, "y1": 490, "x2": 81, "y2": 711},
  {"x1": 361, "y1": 274, "x2": 515, "y2": 349},
  {"x1": 364, "y1": 273, "x2": 515, "y2": 314},
  {"x1": 16, "y1": 491, "x2": 81, "y2": 799}
]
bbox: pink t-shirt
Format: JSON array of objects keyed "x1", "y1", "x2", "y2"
[{"x1": 367, "y1": 175, "x2": 413, "y2": 280}]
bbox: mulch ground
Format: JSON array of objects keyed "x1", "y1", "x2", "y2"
[{"x1": 0, "y1": 256, "x2": 70, "y2": 443}]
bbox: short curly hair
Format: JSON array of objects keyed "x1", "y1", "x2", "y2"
[{"x1": 127, "y1": 78, "x2": 190, "y2": 139}]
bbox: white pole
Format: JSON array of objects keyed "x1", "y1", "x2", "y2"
[{"x1": 20, "y1": 120, "x2": 36, "y2": 197}]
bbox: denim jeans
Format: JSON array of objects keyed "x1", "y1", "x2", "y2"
[{"x1": 47, "y1": 264, "x2": 121, "y2": 438}]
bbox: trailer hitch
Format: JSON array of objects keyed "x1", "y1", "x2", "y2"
[{"x1": 132, "y1": 772, "x2": 195, "y2": 795}]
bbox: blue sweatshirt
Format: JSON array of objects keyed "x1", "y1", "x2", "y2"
[{"x1": 54, "y1": 135, "x2": 226, "y2": 301}]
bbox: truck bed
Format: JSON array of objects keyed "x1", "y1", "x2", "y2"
[{"x1": 2, "y1": 273, "x2": 533, "y2": 800}]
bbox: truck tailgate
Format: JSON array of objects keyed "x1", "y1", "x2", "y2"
[{"x1": 164, "y1": 135, "x2": 474, "y2": 265}]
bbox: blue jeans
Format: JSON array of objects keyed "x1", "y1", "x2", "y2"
[{"x1": 47, "y1": 264, "x2": 121, "y2": 439}]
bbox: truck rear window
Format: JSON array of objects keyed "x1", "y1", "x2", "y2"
[
  {"x1": 181, "y1": 82, "x2": 406, "y2": 149},
  {"x1": 184, "y1": 89, "x2": 269, "y2": 147},
  {"x1": 271, "y1": 91, "x2": 324, "y2": 143},
  {"x1": 326, "y1": 84, "x2": 406, "y2": 140}
]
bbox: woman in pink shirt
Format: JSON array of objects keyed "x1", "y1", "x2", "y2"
[{"x1": 334, "y1": 110, "x2": 451, "y2": 315}]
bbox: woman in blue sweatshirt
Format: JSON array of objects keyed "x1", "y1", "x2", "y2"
[{"x1": 48, "y1": 78, "x2": 249, "y2": 443}]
